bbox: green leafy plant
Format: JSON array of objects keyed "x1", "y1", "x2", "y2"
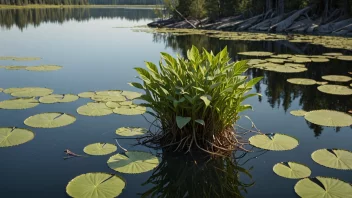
[{"x1": 130, "y1": 46, "x2": 262, "y2": 155}]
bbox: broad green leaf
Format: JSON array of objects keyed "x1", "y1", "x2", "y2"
[
  {"x1": 304, "y1": 110, "x2": 352, "y2": 127},
  {"x1": 287, "y1": 78, "x2": 317, "y2": 85},
  {"x1": 96, "y1": 90, "x2": 122, "y2": 96},
  {"x1": 115, "y1": 127, "x2": 147, "y2": 137},
  {"x1": 246, "y1": 77, "x2": 263, "y2": 88},
  {"x1": 4, "y1": 87, "x2": 53, "y2": 97},
  {"x1": 77, "y1": 103, "x2": 113, "y2": 116},
  {"x1": 195, "y1": 119, "x2": 205, "y2": 126},
  {"x1": 273, "y1": 162, "x2": 311, "y2": 179},
  {"x1": 322, "y1": 75, "x2": 352, "y2": 82},
  {"x1": 176, "y1": 116, "x2": 191, "y2": 129},
  {"x1": 0, "y1": 98, "x2": 39, "y2": 109},
  {"x1": 290, "y1": 110, "x2": 307, "y2": 117},
  {"x1": 200, "y1": 95, "x2": 211, "y2": 107},
  {"x1": 78, "y1": 91, "x2": 96, "y2": 98},
  {"x1": 83, "y1": 143, "x2": 117, "y2": 156},
  {"x1": 311, "y1": 149, "x2": 352, "y2": 170},
  {"x1": 66, "y1": 172, "x2": 125, "y2": 198},
  {"x1": 24, "y1": 112, "x2": 76, "y2": 128},
  {"x1": 318, "y1": 85, "x2": 352, "y2": 95},
  {"x1": 113, "y1": 105, "x2": 146, "y2": 115},
  {"x1": 39, "y1": 94, "x2": 78, "y2": 104},
  {"x1": 107, "y1": 151, "x2": 160, "y2": 174},
  {"x1": 91, "y1": 95, "x2": 126, "y2": 102},
  {"x1": 129, "y1": 82, "x2": 144, "y2": 90},
  {"x1": 249, "y1": 133, "x2": 299, "y2": 151},
  {"x1": 0, "y1": 127, "x2": 34, "y2": 147},
  {"x1": 122, "y1": 91, "x2": 142, "y2": 100}
]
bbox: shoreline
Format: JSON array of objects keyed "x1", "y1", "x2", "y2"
[{"x1": 0, "y1": 4, "x2": 162, "y2": 9}]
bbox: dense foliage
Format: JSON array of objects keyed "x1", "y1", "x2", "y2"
[{"x1": 131, "y1": 46, "x2": 262, "y2": 155}]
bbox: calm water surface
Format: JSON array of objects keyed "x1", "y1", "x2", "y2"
[{"x1": 0, "y1": 8, "x2": 351, "y2": 198}]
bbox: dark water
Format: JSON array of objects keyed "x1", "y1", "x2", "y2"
[{"x1": 0, "y1": 8, "x2": 351, "y2": 198}]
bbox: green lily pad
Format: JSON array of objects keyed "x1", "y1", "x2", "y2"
[
  {"x1": 249, "y1": 133, "x2": 299, "y2": 151},
  {"x1": 24, "y1": 112, "x2": 76, "y2": 128},
  {"x1": 238, "y1": 51, "x2": 273, "y2": 57},
  {"x1": 266, "y1": 58, "x2": 287, "y2": 64},
  {"x1": 0, "y1": 127, "x2": 34, "y2": 147},
  {"x1": 287, "y1": 78, "x2": 317, "y2": 85},
  {"x1": 290, "y1": 110, "x2": 307, "y2": 117},
  {"x1": 270, "y1": 54, "x2": 293, "y2": 58},
  {"x1": 91, "y1": 95, "x2": 126, "y2": 102},
  {"x1": 271, "y1": 64, "x2": 308, "y2": 73},
  {"x1": 295, "y1": 177, "x2": 352, "y2": 198},
  {"x1": 78, "y1": 92, "x2": 96, "y2": 98},
  {"x1": 0, "y1": 56, "x2": 40, "y2": 61},
  {"x1": 5, "y1": 66, "x2": 27, "y2": 70},
  {"x1": 247, "y1": 59, "x2": 267, "y2": 66},
  {"x1": 322, "y1": 75, "x2": 352, "y2": 82},
  {"x1": 0, "y1": 98, "x2": 39, "y2": 109},
  {"x1": 316, "y1": 81, "x2": 328, "y2": 85},
  {"x1": 113, "y1": 105, "x2": 146, "y2": 115},
  {"x1": 26, "y1": 65, "x2": 62, "y2": 72},
  {"x1": 304, "y1": 110, "x2": 352, "y2": 127},
  {"x1": 121, "y1": 91, "x2": 142, "y2": 100},
  {"x1": 96, "y1": 90, "x2": 123, "y2": 96},
  {"x1": 337, "y1": 55, "x2": 352, "y2": 61},
  {"x1": 4, "y1": 87, "x2": 53, "y2": 97},
  {"x1": 273, "y1": 162, "x2": 311, "y2": 179},
  {"x1": 311, "y1": 149, "x2": 352, "y2": 170},
  {"x1": 39, "y1": 94, "x2": 79, "y2": 104},
  {"x1": 289, "y1": 56, "x2": 312, "y2": 63},
  {"x1": 0, "y1": 88, "x2": 3, "y2": 92},
  {"x1": 106, "y1": 101, "x2": 133, "y2": 108},
  {"x1": 116, "y1": 127, "x2": 147, "y2": 137},
  {"x1": 107, "y1": 151, "x2": 160, "y2": 174},
  {"x1": 66, "y1": 172, "x2": 125, "y2": 198},
  {"x1": 311, "y1": 58, "x2": 330, "y2": 63},
  {"x1": 317, "y1": 85, "x2": 352, "y2": 95},
  {"x1": 83, "y1": 143, "x2": 117, "y2": 156},
  {"x1": 322, "y1": 53, "x2": 343, "y2": 56},
  {"x1": 77, "y1": 103, "x2": 113, "y2": 116}
]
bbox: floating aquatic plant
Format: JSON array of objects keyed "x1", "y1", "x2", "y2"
[
  {"x1": 317, "y1": 85, "x2": 352, "y2": 95},
  {"x1": 83, "y1": 143, "x2": 117, "y2": 156},
  {"x1": 238, "y1": 51, "x2": 273, "y2": 57},
  {"x1": 26, "y1": 65, "x2": 62, "y2": 72},
  {"x1": 273, "y1": 162, "x2": 311, "y2": 179},
  {"x1": 322, "y1": 75, "x2": 352, "y2": 82},
  {"x1": 290, "y1": 110, "x2": 307, "y2": 117},
  {"x1": 0, "y1": 127, "x2": 34, "y2": 147},
  {"x1": 311, "y1": 149, "x2": 352, "y2": 170},
  {"x1": 39, "y1": 94, "x2": 79, "y2": 104},
  {"x1": 304, "y1": 110, "x2": 352, "y2": 127},
  {"x1": 249, "y1": 133, "x2": 299, "y2": 151},
  {"x1": 4, "y1": 87, "x2": 53, "y2": 97},
  {"x1": 113, "y1": 104, "x2": 146, "y2": 115},
  {"x1": 322, "y1": 53, "x2": 343, "y2": 56},
  {"x1": 5, "y1": 66, "x2": 27, "y2": 70},
  {"x1": 0, "y1": 56, "x2": 41, "y2": 61},
  {"x1": 24, "y1": 112, "x2": 76, "y2": 128},
  {"x1": 287, "y1": 78, "x2": 316, "y2": 85},
  {"x1": 91, "y1": 95, "x2": 126, "y2": 102},
  {"x1": 77, "y1": 103, "x2": 113, "y2": 116},
  {"x1": 121, "y1": 91, "x2": 142, "y2": 100},
  {"x1": 78, "y1": 91, "x2": 96, "y2": 98},
  {"x1": 337, "y1": 55, "x2": 352, "y2": 61},
  {"x1": 106, "y1": 101, "x2": 133, "y2": 108},
  {"x1": 0, "y1": 98, "x2": 39, "y2": 109},
  {"x1": 115, "y1": 127, "x2": 147, "y2": 137}
]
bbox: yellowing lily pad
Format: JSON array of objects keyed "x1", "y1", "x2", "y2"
[
  {"x1": 116, "y1": 127, "x2": 147, "y2": 137},
  {"x1": 316, "y1": 81, "x2": 328, "y2": 85},
  {"x1": 0, "y1": 98, "x2": 39, "y2": 109},
  {"x1": 77, "y1": 103, "x2": 113, "y2": 116},
  {"x1": 39, "y1": 94, "x2": 79, "y2": 104},
  {"x1": 317, "y1": 85, "x2": 352, "y2": 95},
  {"x1": 66, "y1": 172, "x2": 125, "y2": 198},
  {"x1": 24, "y1": 113, "x2": 76, "y2": 128},
  {"x1": 0, "y1": 56, "x2": 40, "y2": 61},
  {"x1": 83, "y1": 143, "x2": 117, "y2": 156},
  {"x1": 91, "y1": 95, "x2": 126, "y2": 102},
  {"x1": 323, "y1": 53, "x2": 343, "y2": 56},
  {"x1": 107, "y1": 151, "x2": 160, "y2": 174},
  {"x1": 294, "y1": 177, "x2": 352, "y2": 198},
  {"x1": 0, "y1": 127, "x2": 34, "y2": 147},
  {"x1": 238, "y1": 51, "x2": 273, "y2": 57},
  {"x1": 96, "y1": 90, "x2": 123, "y2": 96},
  {"x1": 287, "y1": 78, "x2": 316, "y2": 85},
  {"x1": 322, "y1": 75, "x2": 352, "y2": 82},
  {"x1": 113, "y1": 105, "x2": 146, "y2": 115},
  {"x1": 26, "y1": 65, "x2": 62, "y2": 72},
  {"x1": 4, "y1": 87, "x2": 53, "y2": 97},
  {"x1": 249, "y1": 133, "x2": 299, "y2": 151},
  {"x1": 270, "y1": 54, "x2": 293, "y2": 58},
  {"x1": 273, "y1": 162, "x2": 311, "y2": 179},
  {"x1": 106, "y1": 101, "x2": 133, "y2": 108},
  {"x1": 121, "y1": 91, "x2": 142, "y2": 100},
  {"x1": 271, "y1": 64, "x2": 308, "y2": 73},
  {"x1": 311, "y1": 58, "x2": 330, "y2": 63},
  {"x1": 5, "y1": 66, "x2": 27, "y2": 70},
  {"x1": 290, "y1": 110, "x2": 307, "y2": 117},
  {"x1": 311, "y1": 149, "x2": 352, "y2": 170},
  {"x1": 0, "y1": 88, "x2": 3, "y2": 92},
  {"x1": 304, "y1": 110, "x2": 352, "y2": 127},
  {"x1": 78, "y1": 92, "x2": 96, "y2": 98},
  {"x1": 337, "y1": 55, "x2": 352, "y2": 61},
  {"x1": 289, "y1": 56, "x2": 312, "y2": 63},
  {"x1": 266, "y1": 58, "x2": 287, "y2": 64}
]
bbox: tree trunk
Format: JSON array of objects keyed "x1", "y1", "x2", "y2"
[
  {"x1": 270, "y1": 6, "x2": 311, "y2": 32},
  {"x1": 266, "y1": 0, "x2": 273, "y2": 12},
  {"x1": 277, "y1": 0, "x2": 285, "y2": 15}
]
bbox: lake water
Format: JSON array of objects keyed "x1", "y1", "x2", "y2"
[{"x1": 0, "y1": 8, "x2": 351, "y2": 198}]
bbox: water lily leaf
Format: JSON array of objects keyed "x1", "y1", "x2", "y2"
[
  {"x1": 0, "y1": 88, "x2": 3, "y2": 92},
  {"x1": 176, "y1": 116, "x2": 191, "y2": 129},
  {"x1": 317, "y1": 85, "x2": 352, "y2": 95},
  {"x1": 271, "y1": 64, "x2": 308, "y2": 73},
  {"x1": 322, "y1": 75, "x2": 352, "y2": 82},
  {"x1": 96, "y1": 90, "x2": 122, "y2": 96},
  {"x1": 4, "y1": 87, "x2": 53, "y2": 97},
  {"x1": 77, "y1": 103, "x2": 113, "y2": 116},
  {"x1": 0, "y1": 127, "x2": 34, "y2": 147},
  {"x1": 39, "y1": 94, "x2": 78, "y2": 104},
  {"x1": 304, "y1": 110, "x2": 352, "y2": 127},
  {"x1": 273, "y1": 162, "x2": 311, "y2": 179},
  {"x1": 311, "y1": 58, "x2": 330, "y2": 62},
  {"x1": 115, "y1": 127, "x2": 147, "y2": 137},
  {"x1": 113, "y1": 105, "x2": 146, "y2": 115},
  {"x1": 66, "y1": 172, "x2": 125, "y2": 198},
  {"x1": 26, "y1": 65, "x2": 62, "y2": 72},
  {"x1": 5, "y1": 66, "x2": 27, "y2": 70},
  {"x1": 323, "y1": 53, "x2": 343, "y2": 56},
  {"x1": 266, "y1": 58, "x2": 287, "y2": 63},
  {"x1": 107, "y1": 151, "x2": 160, "y2": 174},
  {"x1": 287, "y1": 78, "x2": 316, "y2": 85},
  {"x1": 337, "y1": 55, "x2": 352, "y2": 61},
  {"x1": 289, "y1": 56, "x2": 312, "y2": 63},
  {"x1": 316, "y1": 81, "x2": 328, "y2": 85},
  {"x1": 294, "y1": 177, "x2": 352, "y2": 198},
  {"x1": 106, "y1": 101, "x2": 133, "y2": 109},
  {"x1": 83, "y1": 143, "x2": 117, "y2": 156},
  {"x1": 24, "y1": 112, "x2": 76, "y2": 128},
  {"x1": 91, "y1": 95, "x2": 126, "y2": 102},
  {"x1": 238, "y1": 51, "x2": 273, "y2": 57},
  {"x1": 270, "y1": 54, "x2": 293, "y2": 58},
  {"x1": 247, "y1": 59, "x2": 267, "y2": 66},
  {"x1": 78, "y1": 92, "x2": 96, "y2": 98},
  {"x1": 121, "y1": 91, "x2": 142, "y2": 100},
  {"x1": 290, "y1": 110, "x2": 307, "y2": 117},
  {"x1": 249, "y1": 133, "x2": 299, "y2": 151},
  {"x1": 0, "y1": 98, "x2": 39, "y2": 109},
  {"x1": 311, "y1": 149, "x2": 352, "y2": 170},
  {"x1": 0, "y1": 56, "x2": 40, "y2": 61}
]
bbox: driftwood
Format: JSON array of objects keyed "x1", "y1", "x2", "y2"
[
  {"x1": 216, "y1": 20, "x2": 245, "y2": 30},
  {"x1": 270, "y1": 6, "x2": 311, "y2": 32},
  {"x1": 306, "y1": 17, "x2": 322, "y2": 33},
  {"x1": 332, "y1": 24, "x2": 352, "y2": 35},
  {"x1": 317, "y1": 18, "x2": 352, "y2": 33},
  {"x1": 237, "y1": 14, "x2": 264, "y2": 31},
  {"x1": 286, "y1": 18, "x2": 312, "y2": 32}
]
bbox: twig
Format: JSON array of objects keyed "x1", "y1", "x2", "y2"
[{"x1": 115, "y1": 140, "x2": 128, "y2": 152}]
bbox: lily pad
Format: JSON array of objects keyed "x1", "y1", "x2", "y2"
[
  {"x1": 106, "y1": 101, "x2": 133, "y2": 108},
  {"x1": 96, "y1": 90, "x2": 123, "y2": 96},
  {"x1": 0, "y1": 88, "x2": 3, "y2": 92},
  {"x1": 317, "y1": 85, "x2": 352, "y2": 95},
  {"x1": 113, "y1": 105, "x2": 146, "y2": 115},
  {"x1": 0, "y1": 98, "x2": 39, "y2": 109},
  {"x1": 4, "y1": 87, "x2": 53, "y2": 97},
  {"x1": 322, "y1": 75, "x2": 352, "y2": 82},
  {"x1": 0, "y1": 56, "x2": 41, "y2": 61},
  {"x1": 66, "y1": 172, "x2": 125, "y2": 198},
  {"x1": 247, "y1": 59, "x2": 267, "y2": 66},
  {"x1": 294, "y1": 177, "x2": 352, "y2": 198},
  {"x1": 322, "y1": 53, "x2": 343, "y2": 56},
  {"x1": 304, "y1": 110, "x2": 352, "y2": 127},
  {"x1": 249, "y1": 133, "x2": 299, "y2": 151},
  {"x1": 77, "y1": 103, "x2": 113, "y2": 116},
  {"x1": 24, "y1": 112, "x2": 76, "y2": 128},
  {"x1": 83, "y1": 143, "x2": 117, "y2": 156},
  {"x1": 266, "y1": 58, "x2": 287, "y2": 64},
  {"x1": 290, "y1": 110, "x2": 307, "y2": 117},
  {"x1": 316, "y1": 81, "x2": 328, "y2": 85},
  {"x1": 121, "y1": 91, "x2": 142, "y2": 100},
  {"x1": 116, "y1": 127, "x2": 147, "y2": 137},
  {"x1": 311, "y1": 149, "x2": 352, "y2": 170},
  {"x1": 271, "y1": 64, "x2": 308, "y2": 73},
  {"x1": 238, "y1": 51, "x2": 273, "y2": 57},
  {"x1": 311, "y1": 58, "x2": 330, "y2": 63},
  {"x1": 287, "y1": 78, "x2": 316, "y2": 85},
  {"x1": 337, "y1": 55, "x2": 352, "y2": 61},
  {"x1": 26, "y1": 65, "x2": 62, "y2": 72},
  {"x1": 273, "y1": 162, "x2": 311, "y2": 179},
  {"x1": 270, "y1": 54, "x2": 293, "y2": 58},
  {"x1": 39, "y1": 94, "x2": 79, "y2": 104},
  {"x1": 0, "y1": 127, "x2": 34, "y2": 147},
  {"x1": 78, "y1": 92, "x2": 96, "y2": 98},
  {"x1": 5, "y1": 66, "x2": 27, "y2": 70},
  {"x1": 91, "y1": 95, "x2": 126, "y2": 102},
  {"x1": 289, "y1": 56, "x2": 312, "y2": 63},
  {"x1": 107, "y1": 151, "x2": 160, "y2": 174}
]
